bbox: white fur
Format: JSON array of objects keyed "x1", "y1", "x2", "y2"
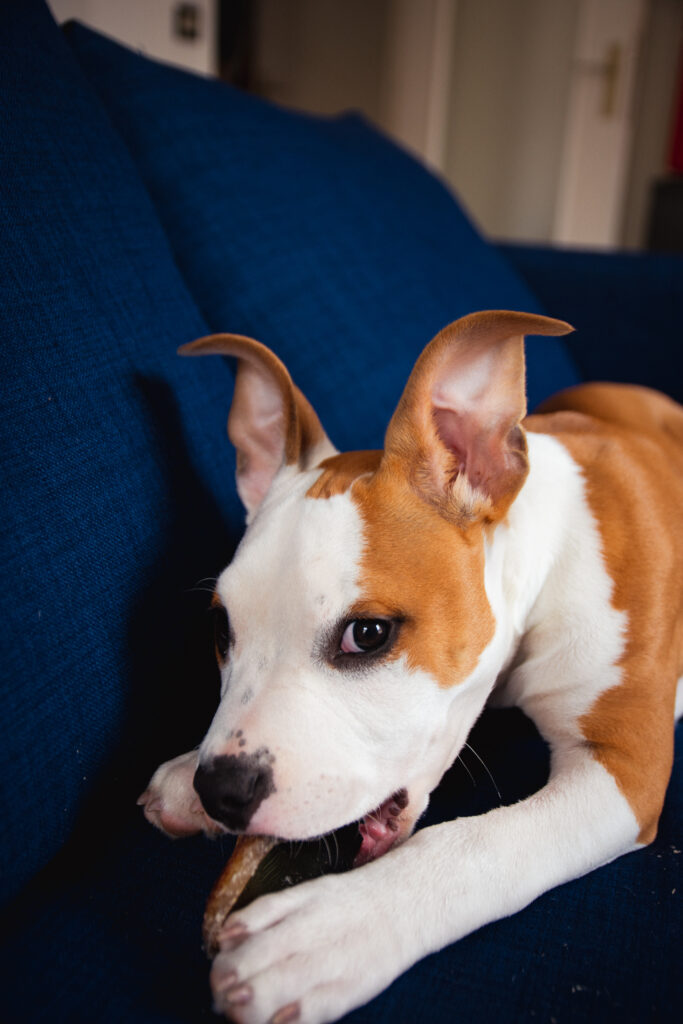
[{"x1": 486, "y1": 433, "x2": 628, "y2": 740}]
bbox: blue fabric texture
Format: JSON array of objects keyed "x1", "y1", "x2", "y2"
[
  {"x1": 65, "y1": 22, "x2": 579, "y2": 446},
  {"x1": 0, "y1": 0, "x2": 242, "y2": 906},
  {"x1": 1, "y1": 4, "x2": 680, "y2": 1024},
  {"x1": 500, "y1": 243, "x2": 683, "y2": 403},
  {"x1": 3, "y1": 710, "x2": 681, "y2": 1024}
]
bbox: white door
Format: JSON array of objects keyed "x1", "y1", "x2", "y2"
[{"x1": 553, "y1": 0, "x2": 646, "y2": 248}]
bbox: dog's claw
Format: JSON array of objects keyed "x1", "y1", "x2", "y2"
[
  {"x1": 223, "y1": 982, "x2": 253, "y2": 1007},
  {"x1": 217, "y1": 923, "x2": 249, "y2": 952},
  {"x1": 271, "y1": 1002, "x2": 301, "y2": 1024}
]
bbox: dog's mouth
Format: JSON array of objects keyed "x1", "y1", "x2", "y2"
[
  {"x1": 354, "y1": 787, "x2": 409, "y2": 866},
  {"x1": 225, "y1": 787, "x2": 411, "y2": 916}
]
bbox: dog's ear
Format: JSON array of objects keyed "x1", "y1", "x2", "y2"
[
  {"x1": 180, "y1": 334, "x2": 334, "y2": 514},
  {"x1": 384, "y1": 311, "x2": 573, "y2": 523}
]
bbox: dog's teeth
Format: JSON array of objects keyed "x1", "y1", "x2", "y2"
[
  {"x1": 387, "y1": 802, "x2": 401, "y2": 816},
  {"x1": 393, "y1": 788, "x2": 409, "y2": 809},
  {"x1": 387, "y1": 818, "x2": 399, "y2": 832}
]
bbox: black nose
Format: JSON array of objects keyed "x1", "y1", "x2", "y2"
[{"x1": 193, "y1": 753, "x2": 275, "y2": 831}]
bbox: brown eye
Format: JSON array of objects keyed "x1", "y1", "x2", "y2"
[
  {"x1": 340, "y1": 619, "x2": 390, "y2": 654},
  {"x1": 212, "y1": 604, "x2": 231, "y2": 661}
]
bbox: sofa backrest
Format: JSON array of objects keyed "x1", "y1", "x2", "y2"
[
  {"x1": 66, "y1": 20, "x2": 579, "y2": 448},
  {"x1": 0, "y1": 0, "x2": 239, "y2": 905}
]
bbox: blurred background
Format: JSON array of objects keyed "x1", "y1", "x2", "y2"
[{"x1": 48, "y1": 0, "x2": 683, "y2": 252}]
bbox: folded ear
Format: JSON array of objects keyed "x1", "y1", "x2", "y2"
[
  {"x1": 180, "y1": 334, "x2": 334, "y2": 514},
  {"x1": 384, "y1": 310, "x2": 574, "y2": 523}
]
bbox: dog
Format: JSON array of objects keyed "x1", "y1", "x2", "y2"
[{"x1": 139, "y1": 310, "x2": 683, "y2": 1024}]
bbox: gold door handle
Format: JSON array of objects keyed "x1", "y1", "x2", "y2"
[
  {"x1": 601, "y1": 43, "x2": 621, "y2": 117},
  {"x1": 575, "y1": 42, "x2": 622, "y2": 118}
]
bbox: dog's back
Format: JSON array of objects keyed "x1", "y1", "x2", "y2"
[
  {"x1": 533, "y1": 380, "x2": 683, "y2": 449},
  {"x1": 526, "y1": 382, "x2": 683, "y2": 842}
]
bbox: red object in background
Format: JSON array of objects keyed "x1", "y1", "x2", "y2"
[{"x1": 670, "y1": 42, "x2": 683, "y2": 173}]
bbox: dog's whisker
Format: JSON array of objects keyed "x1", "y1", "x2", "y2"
[
  {"x1": 188, "y1": 576, "x2": 219, "y2": 596},
  {"x1": 457, "y1": 753, "x2": 477, "y2": 789},
  {"x1": 464, "y1": 742, "x2": 502, "y2": 804},
  {"x1": 330, "y1": 828, "x2": 340, "y2": 869}
]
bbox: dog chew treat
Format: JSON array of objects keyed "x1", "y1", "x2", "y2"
[
  {"x1": 203, "y1": 825, "x2": 362, "y2": 957},
  {"x1": 203, "y1": 835, "x2": 278, "y2": 956}
]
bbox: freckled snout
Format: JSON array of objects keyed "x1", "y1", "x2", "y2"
[{"x1": 193, "y1": 753, "x2": 275, "y2": 832}]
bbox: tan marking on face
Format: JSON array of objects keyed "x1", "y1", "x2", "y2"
[
  {"x1": 307, "y1": 450, "x2": 383, "y2": 500},
  {"x1": 528, "y1": 383, "x2": 683, "y2": 843},
  {"x1": 347, "y1": 455, "x2": 495, "y2": 688}
]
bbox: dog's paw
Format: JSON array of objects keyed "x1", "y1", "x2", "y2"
[
  {"x1": 210, "y1": 866, "x2": 408, "y2": 1024},
  {"x1": 138, "y1": 750, "x2": 222, "y2": 838}
]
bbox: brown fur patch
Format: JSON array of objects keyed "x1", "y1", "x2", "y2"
[
  {"x1": 528, "y1": 383, "x2": 683, "y2": 843},
  {"x1": 307, "y1": 451, "x2": 383, "y2": 499},
  {"x1": 348, "y1": 456, "x2": 495, "y2": 688},
  {"x1": 307, "y1": 447, "x2": 495, "y2": 686}
]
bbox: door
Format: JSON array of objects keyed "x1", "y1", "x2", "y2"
[{"x1": 553, "y1": 0, "x2": 647, "y2": 248}]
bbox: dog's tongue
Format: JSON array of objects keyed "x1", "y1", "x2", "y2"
[{"x1": 354, "y1": 788, "x2": 408, "y2": 867}]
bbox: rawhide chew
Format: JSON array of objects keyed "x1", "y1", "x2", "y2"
[
  {"x1": 203, "y1": 824, "x2": 362, "y2": 957},
  {"x1": 203, "y1": 835, "x2": 277, "y2": 956}
]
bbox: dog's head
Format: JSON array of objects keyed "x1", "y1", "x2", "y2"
[{"x1": 185, "y1": 311, "x2": 571, "y2": 862}]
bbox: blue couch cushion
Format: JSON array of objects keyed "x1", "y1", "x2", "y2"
[
  {"x1": 0, "y1": 0, "x2": 243, "y2": 906},
  {"x1": 65, "y1": 22, "x2": 579, "y2": 450},
  {"x1": 500, "y1": 244, "x2": 683, "y2": 403}
]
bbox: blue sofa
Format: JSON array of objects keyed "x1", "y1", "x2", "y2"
[{"x1": 1, "y1": 2, "x2": 681, "y2": 1021}]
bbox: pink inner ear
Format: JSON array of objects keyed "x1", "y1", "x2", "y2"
[
  {"x1": 228, "y1": 360, "x2": 291, "y2": 512},
  {"x1": 433, "y1": 408, "x2": 469, "y2": 477},
  {"x1": 432, "y1": 407, "x2": 521, "y2": 495}
]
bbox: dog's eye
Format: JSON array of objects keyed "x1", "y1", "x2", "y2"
[
  {"x1": 340, "y1": 619, "x2": 390, "y2": 655},
  {"x1": 212, "y1": 604, "x2": 232, "y2": 661}
]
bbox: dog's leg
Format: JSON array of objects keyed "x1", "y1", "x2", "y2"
[
  {"x1": 138, "y1": 750, "x2": 221, "y2": 838},
  {"x1": 209, "y1": 743, "x2": 654, "y2": 1024}
]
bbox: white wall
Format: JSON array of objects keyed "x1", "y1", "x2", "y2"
[{"x1": 47, "y1": 0, "x2": 217, "y2": 76}]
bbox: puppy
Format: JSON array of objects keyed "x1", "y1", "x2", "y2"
[{"x1": 140, "y1": 310, "x2": 683, "y2": 1024}]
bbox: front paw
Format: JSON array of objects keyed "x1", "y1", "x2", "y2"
[
  {"x1": 138, "y1": 750, "x2": 223, "y2": 838},
  {"x1": 210, "y1": 869, "x2": 407, "y2": 1024}
]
